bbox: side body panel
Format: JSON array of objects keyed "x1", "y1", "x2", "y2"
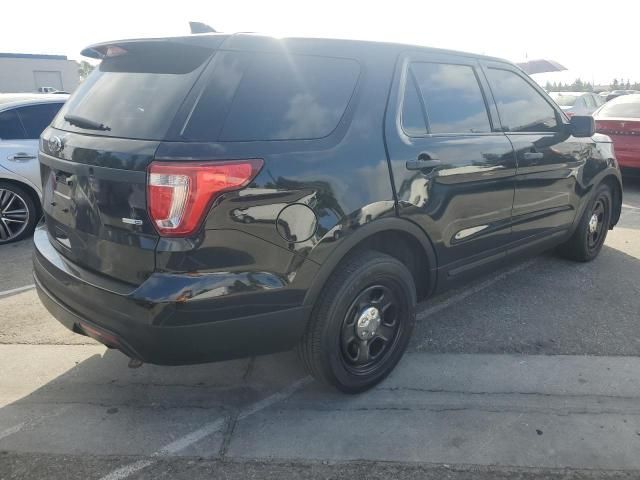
[
  {"x1": 150, "y1": 39, "x2": 402, "y2": 320},
  {"x1": 384, "y1": 51, "x2": 517, "y2": 286},
  {"x1": 480, "y1": 61, "x2": 616, "y2": 249}
]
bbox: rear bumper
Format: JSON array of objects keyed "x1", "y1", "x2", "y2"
[{"x1": 33, "y1": 227, "x2": 312, "y2": 365}]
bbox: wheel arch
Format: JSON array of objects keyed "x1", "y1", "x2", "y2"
[
  {"x1": 303, "y1": 217, "x2": 438, "y2": 307},
  {"x1": 600, "y1": 174, "x2": 622, "y2": 227}
]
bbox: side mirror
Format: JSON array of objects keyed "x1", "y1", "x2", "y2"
[{"x1": 569, "y1": 115, "x2": 595, "y2": 138}]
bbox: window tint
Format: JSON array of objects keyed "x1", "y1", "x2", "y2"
[
  {"x1": 401, "y1": 72, "x2": 428, "y2": 136},
  {"x1": 0, "y1": 109, "x2": 26, "y2": 140},
  {"x1": 184, "y1": 52, "x2": 360, "y2": 142},
  {"x1": 16, "y1": 103, "x2": 64, "y2": 138},
  {"x1": 487, "y1": 68, "x2": 558, "y2": 133},
  {"x1": 410, "y1": 62, "x2": 490, "y2": 134}
]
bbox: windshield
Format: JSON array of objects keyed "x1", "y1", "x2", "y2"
[
  {"x1": 550, "y1": 93, "x2": 578, "y2": 107},
  {"x1": 52, "y1": 42, "x2": 213, "y2": 140},
  {"x1": 597, "y1": 95, "x2": 640, "y2": 118}
]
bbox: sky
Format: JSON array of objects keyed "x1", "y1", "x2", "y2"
[{"x1": 2, "y1": 0, "x2": 639, "y2": 87}]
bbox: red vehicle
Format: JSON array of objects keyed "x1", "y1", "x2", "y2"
[{"x1": 594, "y1": 94, "x2": 640, "y2": 171}]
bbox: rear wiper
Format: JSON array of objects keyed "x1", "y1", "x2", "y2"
[{"x1": 64, "y1": 114, "x2": 111, "y2": 131}]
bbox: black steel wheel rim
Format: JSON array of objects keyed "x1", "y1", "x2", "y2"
[
  {"x1": 339, "y1": 283, "x2": 405, "y2": 376},
  {"x1": 0, "y1": 188, "x2": 29, "y2": 242},
  {"x1": 587, "y1": 196, "x2": 608, "y2": 251}
]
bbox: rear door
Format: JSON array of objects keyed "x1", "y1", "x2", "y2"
[
  {"x1": 385, "y1": 52, "x2": 516, "y2": 281},
  {"x1": 482, "y1": 63, "x2": 590, "y2": 246},
  {"x1": 0, "y1": 103, "x2": 64, "y2": 192},
  {"x1": 39, "y1": 39, "x2": 216, "y2": 285}
]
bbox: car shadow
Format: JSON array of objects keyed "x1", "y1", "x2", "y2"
[{"x1": 411, "y1": 244, "x2": 640, "y2": 355}]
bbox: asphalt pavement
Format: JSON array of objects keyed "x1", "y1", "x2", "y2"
[{"x1": 0, "y1": 177, "x2": 639, "y2": 479}]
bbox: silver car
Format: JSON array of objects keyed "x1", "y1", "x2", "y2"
[
  {"x1": 0, "y1": 94, "x2": 67, "y2": 243},
  {"x1": 549, "y1": 91, "x2": 604, "y2": 117}
]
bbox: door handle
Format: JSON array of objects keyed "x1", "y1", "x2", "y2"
[
  {"x1": 406, "y1": 152, "x2": 441, "y2": 171},
  {"x1": 8, "y1": 153, "x2": 37, "y2": 161},
  {"x1": 522, "y1": 152, "x2": 544, "y2": 161}
]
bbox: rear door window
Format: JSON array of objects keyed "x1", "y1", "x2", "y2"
[
  {"x1": 486, "y1": 68, "x2": 559, "y2": 133},
  {"x1": 183, "y1": 52, "x2": 360, "y2": 142},
  {"x1": 16, "y1": 103, "x2": 64, "y2": 139},
  {"x1": 52, "y1": 42, "x2": 213, "y2": 140},
  {"x1": 404, "y1": 62, "x2": 491, "y2": 135},
  {"x1": 0, "y1": 109, "x2": 26, "y2": 140}
]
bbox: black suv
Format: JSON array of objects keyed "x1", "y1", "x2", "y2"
[{"x1": 34, "y1": 34, "x2": 622, "y2": 392}]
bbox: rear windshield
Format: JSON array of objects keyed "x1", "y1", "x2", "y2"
[
  {"x1": 52, "y1": 42, "x2": 213, "y2": 140},
  {"x1": 550, "y1": 93, "x2": 578, "y2": 107},
  {"x1": 182, "y1": 51, "x2": 360, "y2": 142},
  {"x1": 598, "y1": 96, "x2": 640, "y2": 118}
]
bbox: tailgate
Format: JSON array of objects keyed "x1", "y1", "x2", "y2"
[{"x1": 40, "y1": 130, "x2": 159, "y2": 285}]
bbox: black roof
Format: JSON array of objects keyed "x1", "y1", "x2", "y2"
[
  {"x1": 0, "y1": 52, "x2": 68, "y2": 60},
  {"x1": 81, "y1": 33, "x2": 511, "y2": 65}
]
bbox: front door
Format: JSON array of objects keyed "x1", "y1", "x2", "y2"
[
  {"x1": 384, "y1": 52, "x2": 517, "y2": 284},
  {"x1": 482, "y1": 64, "x2": 590, "y2": 246}
]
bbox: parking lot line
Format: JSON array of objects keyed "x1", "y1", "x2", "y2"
[
  {"x1": 99, "y1": 376, "x2": 312, "y2": 480},
  {"x1": 0, "y1": 423, "x2": 24, "y2": 441},
  {"x1": 0, "y1": 284, "x2": 35, "y2": 298}
]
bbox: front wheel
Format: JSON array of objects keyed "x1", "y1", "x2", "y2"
[
  {"x1": 557, "y1": 183, "x2": 612, "y2": 262},
  {"x1": 298, "y1": 250, "x2": 416, "y2": 393}
]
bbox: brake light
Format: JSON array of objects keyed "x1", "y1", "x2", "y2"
[{"x1": 147, "y1": 159, "x2": 263, "y2": 237}]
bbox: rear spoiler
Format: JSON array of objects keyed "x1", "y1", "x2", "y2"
[{"x1": 81, "y1": 34, "x2": 228, "y2": 59}]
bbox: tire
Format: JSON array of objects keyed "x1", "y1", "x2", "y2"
[
  {"x1": 557, "y1": 183, "x2": 612, "y2": 262},
  {"x1": 298, "y1": 250, "x2": 417, "y2": 393},
  {"x1": 0, "y1": 181, "x2": 38, "y2": 245}
]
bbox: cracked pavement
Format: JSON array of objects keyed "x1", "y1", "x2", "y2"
[{"x1": 0, "y1": 177, "x2": 639, "y2": 479}]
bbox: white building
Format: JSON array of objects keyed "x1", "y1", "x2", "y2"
[{"x1": 0, "y1": 53, "x2": 79, "y2": 93}]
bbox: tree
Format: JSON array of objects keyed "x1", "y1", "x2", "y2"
[
  {"x1": 612, "y1": 78, "x2": 619, "y2": 89},
  {"x1": 78, "y1": 61, "x2": 95, "y2": 81}
]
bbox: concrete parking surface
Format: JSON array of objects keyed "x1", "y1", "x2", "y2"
[{"x1": 1, "y1": 177, "x2": 639, "y2": 479}]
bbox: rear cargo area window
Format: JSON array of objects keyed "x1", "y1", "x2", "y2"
[
  {"x1": 52, "y1": 42, "x2": 213, "y2": 140},
  {"x1": 183, "y1": 52, "x2": 360, "y2": 142}
]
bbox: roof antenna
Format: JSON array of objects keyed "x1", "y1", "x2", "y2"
[{"x1": 189, "y1": 21, "x2": 216, "y2": 34}]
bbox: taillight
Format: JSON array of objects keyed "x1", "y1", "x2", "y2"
[{"x1": 147, "y1": 159, "x2": 263, "y2": 237}]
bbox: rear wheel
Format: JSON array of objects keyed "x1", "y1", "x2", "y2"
[
  {"x1": 298, "y1": 250, "x2": 416, "y2": 393},
  {"x1": 0, "y1": 182, "x2": 37, "y2": 244},
  {"x1": 557, "y1": 183, "x2": 612, "y2": 262}
]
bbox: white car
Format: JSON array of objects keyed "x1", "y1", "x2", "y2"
[
  {"x1": 0, "y1": 94, "x2": 67, "y2": 243},
  {"x1": 549, "y1": 91, "x2": 604, "y2": 117}
]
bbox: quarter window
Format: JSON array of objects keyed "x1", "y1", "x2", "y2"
[
  {"x1": 407, "y1": 62, "x2": 491, "y2": 134},
  {"x1": 487, "y1": 68, "x2": 558, "y2": 133},
  {"x1": 184, "y1": 52, "x2": 360, "y2": 142}
]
